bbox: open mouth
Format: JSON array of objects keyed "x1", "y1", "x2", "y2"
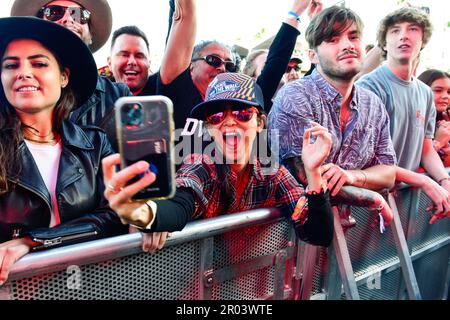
[
  {"x1": 123, "y1": 70, "x2": 139, "y2": 79},
  {"x1": 398, "y1": 44, "x2": 411, "y2": 50},
  {"x1": 222, "y1": 131, "x2": 242, "y2": 150}
]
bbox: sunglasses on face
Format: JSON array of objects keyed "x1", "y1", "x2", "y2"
[
  {"x1": 206, "y1": 107, "x2": 259, "y2": 125},
  {"x1": 286, "y1": 65, "x2": 301, "y2": 73},
  {"x1": 193, "y1": 55, "x2": 237, "y2": 72},
  {"x1": 38, "y1": 5, "x2": 91, "y2": 25}
]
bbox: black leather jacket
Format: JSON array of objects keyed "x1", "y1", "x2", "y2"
[
  {"x1": 69, "y1": 76, "x2": 132, "y2": 151},
  {"x1": 0, "y1": 120, "x2": 127, "y2": 247}
]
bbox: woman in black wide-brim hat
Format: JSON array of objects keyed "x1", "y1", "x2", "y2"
[{"x1": 0, "y1": 17, "x2": 126, "y2": 285}]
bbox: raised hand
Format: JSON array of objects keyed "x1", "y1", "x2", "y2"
[
  {"x1": 301, "y1": 121, "x2": 332, "y2": 172},
  {"x1": 307, "y1": 0, "x2": 323, "y2": 20},
  {"x1": 290, "y1": 0, "x2": 313, "y2": 16},
  {"x1": 102, "y1": 154, "x2": 156, "y2": 228}
]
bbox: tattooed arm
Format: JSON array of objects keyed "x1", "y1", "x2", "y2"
[{"x1": 285, "y1": 156, "x2": 393, "y2": 225}]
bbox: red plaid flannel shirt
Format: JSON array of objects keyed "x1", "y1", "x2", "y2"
[{"x1": 176, "y1": 154, "x2": 308, "y2": 222}]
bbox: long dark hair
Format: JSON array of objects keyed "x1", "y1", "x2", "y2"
[
  {"x1": 418, "y1": 69, "x2": 450, "y2": 87},
  {"x1": 0, "y1": 59, "x2": 75, "y2": 194}
]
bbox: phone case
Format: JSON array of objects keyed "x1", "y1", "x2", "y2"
[{"x1": 115, "y1": 96, "x2": 176, "y2": 200}]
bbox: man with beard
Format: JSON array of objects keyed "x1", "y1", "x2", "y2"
[
  {"x1": 358, "y1": 7, "x2": 450, "y2": 223},
  {"x1": 269, "y1": 6, "x2": 396, "y2": 198}
]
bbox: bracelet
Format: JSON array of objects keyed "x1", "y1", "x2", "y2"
[
  {"x1": 438, "y1": 177, "x2": 450, "y2": 185},
  {"x1": 361, "y1": 171, "x2": 367, "y2": 188},
  {"x1": 288, "y1": 10, "x2": 301, "y2": 22},
  {"x1": 305, "y1": 184, "x2": 326, "y2": 195}
]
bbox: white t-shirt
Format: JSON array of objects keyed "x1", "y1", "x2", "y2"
[{"x1": 25, "y1": 140, "x2": 62, "y2": 227}]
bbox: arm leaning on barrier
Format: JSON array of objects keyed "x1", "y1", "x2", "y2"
[
  {"x1": 102, "y1": 154, "x2": 195, "y2": 252},
  {"x1": 332, "y1": 185, "x2": 393, "y2": 228},
  {"x1": 396, "y1": 165, "x2": 450, "y2": 223},
  {"x1": 285, "y1": 155, "x2": 394, "y2": 227}
]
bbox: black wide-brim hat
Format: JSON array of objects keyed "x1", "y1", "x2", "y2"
[
  {"x1": 11, "y1": 0, "x2": 112, "y2": 53},
  {"x1": 0, "y1": 16, "x2": 98, "y2": 110}
]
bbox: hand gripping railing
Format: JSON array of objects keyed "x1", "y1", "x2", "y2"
[
  {"x1": 298, "y1": 185, "x2": 421, "y2": 300},
  {"x1": 1, "y1": 208, "x2": 294, "y2": 300}
]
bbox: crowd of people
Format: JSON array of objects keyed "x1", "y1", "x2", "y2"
[{"x1": 0, "y1": 0, "x2": 449, "y2": 289}]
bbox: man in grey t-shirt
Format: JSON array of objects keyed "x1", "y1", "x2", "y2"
[{"x1": 358, "y1": 7, "x2": 450, "y2": 223}]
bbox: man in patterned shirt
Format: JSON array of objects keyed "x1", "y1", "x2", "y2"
[{"x1": 268, "y1": 6, "x2": 397, "y2": 198}]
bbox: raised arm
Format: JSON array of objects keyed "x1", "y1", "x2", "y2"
[
  {"x1": 159, "y1": 0, "x2": 197, "y2": 84},
  {"x1": 256, "y1": 0, "x2": 312, "y2": 111}
]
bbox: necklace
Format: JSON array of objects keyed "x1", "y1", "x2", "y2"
[
  {"x1": 22, "y1": 126, "x2": 59, "y2": 145},
  {"x1": 24, "y1": 136, "x2": 61, "y2": 145}
]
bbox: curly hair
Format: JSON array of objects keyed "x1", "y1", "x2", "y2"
[{"x1": 376, "y1": 7, "x2": 433, "y2": 57}]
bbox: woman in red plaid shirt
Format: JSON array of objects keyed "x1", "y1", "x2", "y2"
[{"x1": 102, "y1": 73, "x2": 334, "y2": 252}]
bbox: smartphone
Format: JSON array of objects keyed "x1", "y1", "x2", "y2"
[{"x1": 115, "y1": 96, "x2": 176, "y2": 200}]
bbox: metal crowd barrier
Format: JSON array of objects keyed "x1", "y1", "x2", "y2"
[
  {"x1": 0, "y1": 208, "x2": 296, "y2": 300},
  {"x1": 0, "y1": 185, "x2": 449, "y2": 300}
]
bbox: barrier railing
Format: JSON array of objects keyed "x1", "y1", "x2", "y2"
[{"x1": 0, "y1": 184, "x2": 449, "y2": 300}]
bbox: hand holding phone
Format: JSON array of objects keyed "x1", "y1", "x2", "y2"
[{"x1": 115, "y1": 96, "x2": 176, "y2": 200}]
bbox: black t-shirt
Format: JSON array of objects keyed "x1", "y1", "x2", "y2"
[
  {"x1": 138, "y1": 72, "x2": 158, "y2": 96},
  {"x1": 156, "y1": 67, "x2": 203, "y2": 130},
  {"x1": 155, "y1": 23, "x2": 300, "y2": 165},
  {"x1": 156, "y1": 68, "x2": 205, "y2": 167}
]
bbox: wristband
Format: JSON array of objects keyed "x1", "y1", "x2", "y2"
[{"x1": 288, "y1": 11, "x2": 301, "y2": 22}]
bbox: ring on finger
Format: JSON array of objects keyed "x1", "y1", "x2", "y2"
[{"x1": 107, "y1": 182, "x2": 121, "y2": 194}]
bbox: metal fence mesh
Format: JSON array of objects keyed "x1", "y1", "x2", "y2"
[
  {"x1": 5, "y1": 187, "x2": 450, "y2": 300},
  {"x1": 211, "y1": 219, "x2": 292, "y2": 300},
  {"x1": 11, "y1": 241, "x2": 202, "y2": 300}
]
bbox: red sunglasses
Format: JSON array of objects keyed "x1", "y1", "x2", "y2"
[{"x1": 206, "y1": 107, "x2": 259, "y2": 125}]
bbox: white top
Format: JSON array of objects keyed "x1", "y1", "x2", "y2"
[{"x1": 25, "y1": 140, "x2": 62, "y2": 227}]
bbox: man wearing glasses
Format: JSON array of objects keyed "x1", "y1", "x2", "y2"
[
  {"x1": 158, "y1": 0, "x2": 314, "y2": 162},
  {"x1": 283, "y1": 57, "x2": 303, "y2": 84},
  {"x1": 11, "y1": 0, "x2": 132, "y2": 151}
]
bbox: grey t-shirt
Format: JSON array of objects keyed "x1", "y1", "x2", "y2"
[{"x1": 357, "y1": 65, "x2": 436, "y2": 171}]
